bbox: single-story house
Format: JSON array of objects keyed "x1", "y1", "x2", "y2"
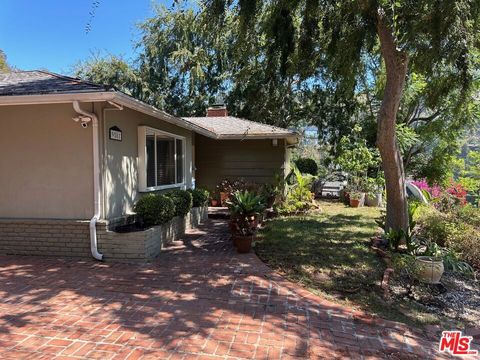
[{"x1": 0, "y1": 70, "x2": 298, "y2": 261}]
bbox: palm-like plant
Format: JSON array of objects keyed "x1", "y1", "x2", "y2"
[
  {"x1": 227, "y1": 190, "x2": 266, "y2": 236},
  {"x1": 227, "y1": 190, "x2": 266, "y2": 218}
]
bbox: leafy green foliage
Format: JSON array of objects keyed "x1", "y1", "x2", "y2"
[
  {"x1": 336, "y1": 126, "x2": 380, "y2": 192},
  {"x1": 416, "y1": 204, "x2": 480, "y2": 270},
  {"x1": 442, "y1": 249, "x2": 475, "y2": 277},
  {"x1": 294, "y1": 158, "x2": 318, "y2": 176},
  {"x1": 165, "y1": 189, "x2": 193, "y2": 217},
  {"x1": 134, "y1": 194, "x2": 175, "y2": 227},
  {"x1": 227, "y1": 190, "x2": 266, "y2": 236},
  {"x1": 188, "y1": 188, "x2": 210, "y2": 207},
  {"x1": 74, "y1": 55, "x2": 145, "y2": 99},
  {"x1": 227, "y1": 190, "x2": 265, "y2": 218},
  {"x1": 277, "y1": 166, "x2": 315, "y2": 215},
  {"x1": 0, "y1": 50, "x2": 10, "y2": 72}
]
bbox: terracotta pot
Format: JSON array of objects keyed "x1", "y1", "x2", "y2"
[
  {"x1": 229, "y1": 219, "x2": 239, "y2": 233},
  {"x1": 220, "y1": 192, "x2": 229, "y2": 206},
  {"x1": 414, "y1": 256, "x2": 444, "y2": 284},
  {"x1": 235, "y1": 235, "x2": 254, "y2": 253},
  {"x1": 211, "y1": 199, "x2": 219, "y2": 207},
  {"x1": 350, "y1": 198, "x2": 361, "y2": 207}
]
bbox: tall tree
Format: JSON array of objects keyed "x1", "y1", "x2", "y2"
[
  {"x1": 203, "y1": 0, "x2": 480, "y2": 232},
  {"x1": 0, "y1": 50, "x2": 10, "y2": 72}
]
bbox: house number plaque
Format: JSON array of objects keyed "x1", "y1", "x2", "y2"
[{"x1": 109, "y1": 126, "x2": 122, "y2": 141}]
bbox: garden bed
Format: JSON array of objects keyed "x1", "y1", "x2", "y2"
[
  {"x1": 97, "y1": 206, "x2": 208, "y2": 262},
  {"x1": 255, "y1": 200, "x2": 479, "y2": 329}
]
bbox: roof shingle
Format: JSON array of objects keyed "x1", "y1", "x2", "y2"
[
  {"x1": 182, "y1": 116, "x2": 297, "y2": 139},
  {"x1": 0, "y1": 70, "x2": 110, "y2": 96}
]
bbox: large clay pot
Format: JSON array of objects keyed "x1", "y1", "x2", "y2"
[
  {"x1": 236, "y1": 235, "x2": 254, "y2": 253},
  {"x1": 211, "y1": 199, "x2": 219, "y2": 207},
  {"x1": 350, "y1": 198, "x2": 361, "y2": 207},
  {"x1": 220, "y1": 192, "x2": 229, "y2": 206},
  {"x1": 414, "y1": 256, "x2": 444, "y2": 284}
]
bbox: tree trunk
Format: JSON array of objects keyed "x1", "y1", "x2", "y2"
[{"x1": 376, "y1": 10, "x2": 409, "y2": 232}]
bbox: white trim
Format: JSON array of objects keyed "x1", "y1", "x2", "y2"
[
  {"x1": 0, "y1": 92, "x2": 116, "y2": 105},
  {"x1": 138, "y1": 126, "x2": 186, "y2": 192},
  {"x1": 72, "y1": 101, "x2": 103, "y2": 261},
  {"x1": 139, "y1": 183, "x2": 185, "y2": 193},
  {"x1": 0, "y1": 91, "x2": 300, "y2": 144}
]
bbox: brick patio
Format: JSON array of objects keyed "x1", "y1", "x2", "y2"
[{"x1": 0, "y1": 219, "x2": 474, "y2": 359}]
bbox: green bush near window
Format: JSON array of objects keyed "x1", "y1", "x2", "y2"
[
  {"x1": 134, "y1": 194, "x2": 175, "y2": 227},
  {"x1": 166, "y1": 189, "x2": 193, "y2": 217},
  {"x1": 188, "y1": 188, "x2": 210, "y2": 207},
  {"x1": 294, "y1": 158, "x2": 318, "y2": 176}
]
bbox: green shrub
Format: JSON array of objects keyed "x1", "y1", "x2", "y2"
[
  {"x1": 134, "y1": 194, "x2": 175, "y2": 227},
  {"x1": 166, "y1": 189, "x2": 193, "y2": 217},
  {"x1": 294, "y1": 158, "x2": 318, "y2": 175},
  {"x1": 188, "y1": 188, "x2": 209, "y2": 207},
  {"x1": 416, "y1": 204, "x2": 480, "y2": 270},
  {"x1": 227, "y1": 190, "x2": 266, "y2": 218},
  {"x1": 277, "y1": 166, "x2": 315, "y2": 215}
]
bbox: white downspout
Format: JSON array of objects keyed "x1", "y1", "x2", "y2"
[{"x1": 73, "y1": 101, "x2": 104, "y2": 261}]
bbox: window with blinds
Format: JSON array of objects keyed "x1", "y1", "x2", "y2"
[{"x1": 138, "y1": 126, "x2": 186, "y2": 191}]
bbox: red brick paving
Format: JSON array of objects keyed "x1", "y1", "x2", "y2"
[{"x1": 0, "y1": 219, "x2": 475, "y2": 359}]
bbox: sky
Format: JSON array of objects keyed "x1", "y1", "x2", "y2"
[{"x1": 0, "y1": 0, "x2": 172, "y2": 74}]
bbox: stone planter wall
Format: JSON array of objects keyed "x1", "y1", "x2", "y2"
[
  {"x1": 0, "y1": 206, "x2": 208, "y2": 262},
  {"x1": 97, "y1": 206, "x2": 208, "y2": 262}
]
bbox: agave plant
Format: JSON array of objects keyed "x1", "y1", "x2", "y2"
[{"x1": 227, "y1": 190, "x2": 266, "y2": 218}]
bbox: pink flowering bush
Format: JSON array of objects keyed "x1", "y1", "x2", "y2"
[{"x1": 411, "y1": 179, "x2": 467, "y2": 212}]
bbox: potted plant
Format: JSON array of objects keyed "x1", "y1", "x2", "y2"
[
  {"x1": 260, "y1": 183, "x2": 278, "y2": 208},
  {"x1": 413, "y1": 240, "x2": 445, "y2": 284},
  {"x1": 414, "y1": 256, "x2": 444, "y2": 284},
  {"x1": 210, "y1": 191, "x2": 219, "y2": 207},
  {"x1": 349, "y1": 191, "x2": 365, "y2": 207},
  {"x1": 227, "y1": 190, "x2": 266, "y2": 252},
  {"x1": 233, "y1": 220, "x2": 257, "y2": 253}
]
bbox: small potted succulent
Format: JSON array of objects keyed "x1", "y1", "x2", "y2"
[
  {"x1": 349, "y1": 191, "x2": 365, "y2": 207},
  {"x1": 227, "y1": 190, "x2": 266, "y2": 253}
]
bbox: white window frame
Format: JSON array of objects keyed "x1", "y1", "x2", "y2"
[{"x1": 138, "y1": 126, "x2": 186, "y2": 192}]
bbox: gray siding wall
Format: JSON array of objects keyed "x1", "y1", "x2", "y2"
[
  {"x1": 194, "y1": 135, "x2": 287, "y2": 191},
  {"x1": 102, "y1": 106, "x2": 194, "y2": 220}
]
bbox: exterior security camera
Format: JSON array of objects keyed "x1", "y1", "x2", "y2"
[{"x1": 81, "y1": 122, "x2": 89, "y2": 128}]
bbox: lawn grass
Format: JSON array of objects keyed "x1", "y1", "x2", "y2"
[{"x1": 255, "y1": 200, "x2": 439, "y2": 327}]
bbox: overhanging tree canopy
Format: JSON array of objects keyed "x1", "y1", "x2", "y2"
[{"x1": 201, "y1": 0, "x2": 480, "y2": 231}]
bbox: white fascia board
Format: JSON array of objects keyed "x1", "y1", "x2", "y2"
[
  {"x1": 0, "y1": 92, "x2": 116, "y2": 105},
  {"x1": 217, "y1": 133, "x2": 300, "y2": 142}
]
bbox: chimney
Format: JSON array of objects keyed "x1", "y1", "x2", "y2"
[
  {"x1": 207, "y1": 106, "x2": 228, "y2": 117},
  {"x1": 207, "y1": 95, "x2": 228, "y2": 117}
]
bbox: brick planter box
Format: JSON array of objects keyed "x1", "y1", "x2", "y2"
[
  {"x1": 97, "y1": 206, "x2": 208, "y2": 262},
  {"x1": 0, "y1": 206, "x2": 208, "y2": 262}
]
